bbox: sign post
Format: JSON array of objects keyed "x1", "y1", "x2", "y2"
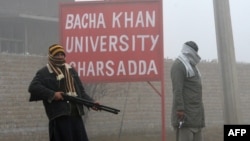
[{"x1": 60, "y1": 1, "x2": 165, "y2": 140}]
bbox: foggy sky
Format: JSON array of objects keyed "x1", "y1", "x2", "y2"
[{"x1": 163, "y1": 0, "x2": 250, "y2": 63}]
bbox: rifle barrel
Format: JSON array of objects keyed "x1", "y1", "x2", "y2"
[{"x1": 62, "y1": 94, "x2": 120, "y2": 114}]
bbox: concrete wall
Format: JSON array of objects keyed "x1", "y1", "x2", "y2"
[{"x1": 0, "y1": 53, "x2": 249, "y2": 141}]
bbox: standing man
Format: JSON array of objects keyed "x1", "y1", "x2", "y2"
[
  {"x1": 170, "y1": 41, "x2": 205, "y2": 141},
  {"x1": 28, "y1": 44, "x2": 98, "y2": 141}
]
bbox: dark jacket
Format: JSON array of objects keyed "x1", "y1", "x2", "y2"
[{"x1": 28, "y1": 65, "x2": 93, "y2": 120}]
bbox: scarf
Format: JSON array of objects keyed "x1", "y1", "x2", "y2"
[
  {"x1": 177, "y1": 44, "x2": 201, "y2": 77},
  {"x1": 47, "y1": 56, "x2": 77, "y2": 97}
]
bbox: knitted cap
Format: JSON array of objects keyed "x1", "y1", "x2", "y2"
[
  {"x1": 185, "y1": 41, "x2": 198, "y2": 52},
  {"x1": 48, "y1": 44, "x2": 65, "y2": 56}
]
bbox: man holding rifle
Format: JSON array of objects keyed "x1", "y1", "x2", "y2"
[{"x1": 28, "y1": 44, "x2": 99, "y2": 141}]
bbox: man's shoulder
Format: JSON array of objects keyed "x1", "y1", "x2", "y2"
[
  {"x1": 36, "y1": 65, "x2": 49, "y2": 73},
  {"x1": 171, "y1": 59, "x2": 186, "y2": 78},
  {"x1": 172, "y1": 59, "x2": 185, "y2": 69},
  {"x1": 67, "y1": 64, "x2": 77, "y2": 74}
]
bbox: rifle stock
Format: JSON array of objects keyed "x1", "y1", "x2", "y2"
[{"x1": 62, "y1": 94, "x2": 120, "y2": 114}]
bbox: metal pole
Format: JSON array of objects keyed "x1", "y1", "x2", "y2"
[{"x1": 213, "y1": 0, "x2": 241, "y2": 124}]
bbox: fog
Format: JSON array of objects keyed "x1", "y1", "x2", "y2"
[{"x1": 163, "y1": 0, "x2": 250, "y2": 63}]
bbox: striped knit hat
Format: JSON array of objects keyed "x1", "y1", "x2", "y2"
[
  {"x1": 48, "y1": 44, "x2": 66, "y2": 66},
  {"x1": 48, "y1": 44, "x2": 65, "y2": 57}
]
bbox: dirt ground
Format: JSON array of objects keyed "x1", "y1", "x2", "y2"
[
  {"x1": 89, "y1": 127, "x2": 223, "y2": 141},
  {"x1": 0, "y1": 127, "x2": 222, "y2": 141},
  {"x1": 90, "y1": 135, "x2": 161, "y2": 141}
]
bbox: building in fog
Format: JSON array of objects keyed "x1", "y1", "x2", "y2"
[{"x1": 0, "y1": 0, "x2": 73, "y2": 55}]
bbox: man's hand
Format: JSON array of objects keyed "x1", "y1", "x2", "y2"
[
  {"x1": 176, "y1": 110, "x2": 185, "y2": 120},
  {"x1": 91, "y1": 101, "x2": 100, "y2": 111},
  {"x1": 53, "y1": 92, "x2": 64, "y2": 101}
]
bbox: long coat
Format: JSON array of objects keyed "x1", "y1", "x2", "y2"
[{"x1": 170, "y1": 59, "x2": 205, "y2": 128}]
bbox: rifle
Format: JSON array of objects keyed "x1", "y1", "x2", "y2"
[{"x1": 62, "y1": 94, "x2": 120, "y2": 114}]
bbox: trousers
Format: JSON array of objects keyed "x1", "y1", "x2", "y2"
[{"x1": 176, "y1": 127, "x2": 203, "y2": 141}]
